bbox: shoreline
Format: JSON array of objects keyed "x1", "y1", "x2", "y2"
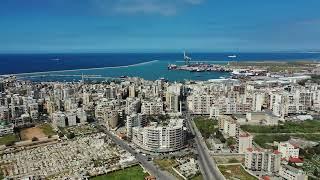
[{"x1": 3, "y1": 60, "x2": 159, "y2": 76}]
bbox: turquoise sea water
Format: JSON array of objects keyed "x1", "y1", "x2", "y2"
[
  {"x1": 19, "y1": 60, "x2": 230, "y2": 82},
  {"x1": 1, "y1": 52, "x2": 318, "y2": 82}
]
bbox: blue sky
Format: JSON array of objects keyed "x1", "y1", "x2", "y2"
[{"x1": 1, "y1": 0, "x2": 320, "y2": 53}]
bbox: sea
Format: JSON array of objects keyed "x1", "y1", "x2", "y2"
[{"x1": 0, "y1": 52, "x2": 319, "y2": 82}]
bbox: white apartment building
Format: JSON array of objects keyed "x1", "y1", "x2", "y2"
[
  {"x1": 66, "y1": 111, "x2": 77, "y2": 126},
  {"x1": 52, "y1": 109, "x2": 87, "y2": 128},
  {"x1": 278, "y1": 142, "x2": 300, "y2": 160},
  {"x1": 165, "y1": 92, "x2": 180, "y2": 112},
  {"x1": 252, "y1": 92, "x2": 265, "y2": 112},
  {"x1": 132, "y1": 119, "x2": 186, "y2": 152},
  {"x1": 52, "y1": 111, "x2": 67, "y2": 128},
  {"x1": 76, "y1": 108, "x2": 87, "y2": 124},
  {"x1": 237, "y1": 133, "x2": 253, "y2": 153},
  {"x1": 245, "y1": 148, "x2": 281, "y2": 173},
  {"x1": 218, "y1": 116, "x2": 239, "y2": 137},
  {"x1": 126, "y1": 113, "x2": 147, "y2": 139},
  {"x1": 141, "y1": 99, "x2": 163, "y2": 115},
  {"x1": 279, "y1": 165, "x2": 307, "y2": 180},
  {"x1": 125, "y1": 98, "x2": 141, "y2": 115},
  {"x1": 187, "y1": 95, "x2": 215, "y2": 115}
]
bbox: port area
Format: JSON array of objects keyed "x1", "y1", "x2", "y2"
[
  {"x1": 168, "y1": 63, "x2": 232, "y2": 72},
  {"x1": 168, "y1": 60, "x2": 319, "y2": 79}
]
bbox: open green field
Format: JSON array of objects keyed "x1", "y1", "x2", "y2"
[
  {"x1": 218, "y1": 165, "x2": 258, "y2": 180},
  {"x1": 248, "y1": 120, "x2": 320, "y2": 148},
  {"x1": 90, "y1": 165, "x2": 148, "y2": 180},
  {"x1": 228, "y1": 61, "x2": 315, "y2": 73},
  {"x1": 254, "y1": 134, "x2": 290, "y2": 148},
  {"x1": 241, "y1": 120, "x2": 320, "y2": 134},
  {"x1": 38, "y1": 123, "x2": 56, "y2": 136},
  {"x1": 194, "y1": 116, "x2": 217, "y2": 139},
  {"x1": 0, "y1": 134, "x2": 19, "y2": 146}
]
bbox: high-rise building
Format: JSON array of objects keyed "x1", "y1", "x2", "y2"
[
  {"x1": 237, "y1": 132, "x2": 253, "y2": 153},
  {"x1": 132, "y1": 119, "x2": 186, "y2": 152},
  {"x1": 141, "y1": 99, "x2": 163, "y2": 115},
  {"x1": 126, "y1": 113, "x2": 147, "y2": 139},
  {"x1": 245, "y1": 148, "x2": 281, "y2": 173},
  {"x1": 218, "y1": 116, "x2": 239, "y2": 137},
  {"x1": 129, "y1": 85, "x2": 136, "y2": 98},
  {"x1": 0, "y1": 81, "x2": 4, "y2": 93},
  {"x1": 52, "y1": 111, "x2": 67, "y2": 128},
  {"x1": 165, "y1": 92, "x2": 179, "y2": 112}
]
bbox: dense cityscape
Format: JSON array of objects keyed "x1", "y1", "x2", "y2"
[
  {"x1": 0, "y1": 59, "x2": 319, "y2": 180},
  {"x1": 1, "y1": 1, "x2": 320, "y2": 179}
]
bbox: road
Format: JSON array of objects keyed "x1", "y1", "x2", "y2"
[
  {"x1": 97, "y1": 124, "x2": 175, "y2": 180},
  {"x1": 185, "y1": 114, "x2": 225, "y2": 180}
]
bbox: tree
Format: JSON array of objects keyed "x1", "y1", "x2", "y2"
[
  {"x1": 32, "y1": 137, "x2": 39, "y2": 141},
  {"x1": 226, "y1": 137, "x2": 237, "y2": 146},
  {"x1": 314, "y1": 168, "x2": 319, "y2": 177},
  {"x1": 67, "y1": 132, "x2": 75, "y2": 139}
]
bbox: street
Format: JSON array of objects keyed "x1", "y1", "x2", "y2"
[
  {"x1": 97, "y1": 124, "x2": 175, "y2": 180},
  {"x1": 185, "y1": 114, "x2": 225, "y2": 180}
]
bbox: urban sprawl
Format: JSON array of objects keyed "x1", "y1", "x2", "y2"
[{"x1": 0, "y1": 61, "x2": 320, "y2": 180}]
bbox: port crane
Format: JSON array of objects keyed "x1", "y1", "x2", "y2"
[{"x1": 184, "y1": 51, "x2": 192, "y2": 65}]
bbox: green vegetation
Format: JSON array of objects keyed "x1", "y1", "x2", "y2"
[
  {"x1": 191, "y1": 173, "x2": 203, "y2": 180},
  {"x1": 244, "y1": 120, "x2": 320, "y2": 148},
  {"x1": 214, "y1": 130, "x2": 226, "y2": 144},
  {"x1": 293, "y1": 134, "x2": 320, "y2": 142},
  {"x1": 154, "y1": 158, "x2": 178, "y2": 170},
  {"x1": 90, "y1": 165, "x2": 148, "y2": 180},
  {"x1": 254, "y1": 134, "x2": 290, "y2": 148},
  {"x1": 229, "y1": 61, "x2": 314, "y2": 73},
  {"x1": 0, "y1": 134, "x2": 19, "y2": 146},
  {"x1": 226, "y1": 137, "x2": 237, "y2": 146},
  {"x1": 58, "y1": 124, "x2": 98, "y2": 138},
  {"x1": 228, "y1": 158, "x2": 240, "y2": 164},
  {"x1": 300, "y1": 145, "x2": 320, "y2": 178},
  {"x1": 194, "y1": 116, "x2": 217, "y2": 139},
  {"x1": 241, "y1": 120, "x2": 320, "y2": 134},
  {"x1": 154, "y1": 159, "x2": 182, "y2": 180},
  {"x1": 39, "y1": 123, "x2": 56, "y2": 136},
  {"x1": 218, "y1": 165, "x2": 258, "y2": 180}
]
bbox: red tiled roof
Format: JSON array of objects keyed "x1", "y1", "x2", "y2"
[
  {"x1": 262, "y1": 176, "x2": 271, "y2": 180},
  {"x1": 273, "y1": 150, "x2": 281, "y2": 154},
  {"x1": 247, "y1": 148, "x2": 253, "y2": 152},
  {"x1": 239, "y1": 132, "x2": 251, "y2": 137},
  {"x1": 289, "y1": 157, "x2": 303, "y2": 163}
]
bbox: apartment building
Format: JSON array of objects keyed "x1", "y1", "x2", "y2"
[
  {"x1": 132, "y1": 119, "x2": 186, "y2": 152},
  {"x1": 245, "y1": 148, "x2": 281, "y2": 173}
]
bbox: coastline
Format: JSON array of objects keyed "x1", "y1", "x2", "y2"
[{"x1": 4, "y1": 60, "x2": 159, "y2": 76}]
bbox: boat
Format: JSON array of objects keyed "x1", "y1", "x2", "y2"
[
  {"x1": 51, "y1": 58, "x2": 61, "y2": 61},
  {"x1": 228, "y1": 55, "x2": 237, "y2": 58},
  {"x1": 168, "y1": 64, "x2": 177, "y2": 70}
]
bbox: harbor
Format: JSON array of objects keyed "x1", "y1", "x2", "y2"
[{"x1": 168, "y1": 52, "x2": 233, "y2": 72}]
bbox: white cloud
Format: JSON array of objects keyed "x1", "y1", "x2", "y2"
[{"x1": 93, "y1": 0, "x2": 203, "y2": 16}]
